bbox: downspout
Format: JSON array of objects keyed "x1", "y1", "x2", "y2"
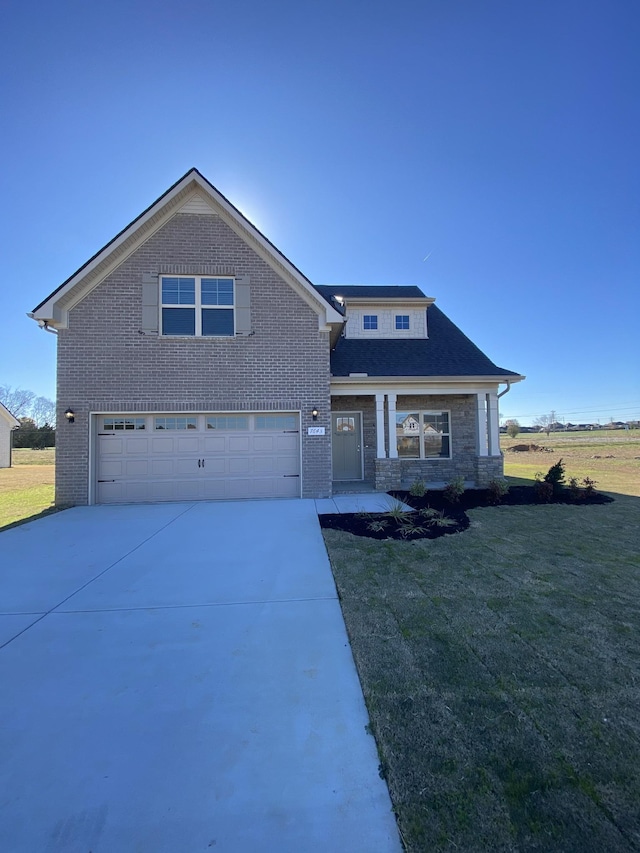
[
  {"x1": 497, "y1": 380, "x2": 511, "y2": 399},
  {"x1": 26, "y1": 314, "x2": 58, "y2": 335}
]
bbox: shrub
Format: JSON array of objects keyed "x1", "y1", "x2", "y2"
[
  {"x1": 582, "y1": 476, "x2": 598, "y2": 496},
  {"x1": 543, "y1": 459, "x2": 566, "y2": 497},
  {"x1": 568, "y1": 476, "x2": 581, "y2": 500},
  {"x1": 534, "y1": 473, "x2": 554, "y2": 503},
  {"x1": 488, "y1": 478, "x2": 509, "y2": 504},
  {"x1": 409, "y1": 479, "x2": 426, "y2": 497},
  {"x1": 367, "y1": 518, "x2": 389, "y2": 533},
  {"x1": 443, "y1": 476, "x2": 465, "y2": 504}
]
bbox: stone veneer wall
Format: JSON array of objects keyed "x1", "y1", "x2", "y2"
[{"x1": 331, "y1": 393, "x2": 504, "y2": 490}]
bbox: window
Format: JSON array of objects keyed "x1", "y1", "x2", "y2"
[
  {"x1": 103, "y1": 418, "x2": 146, "y2": 430},
  {"x1": 255, "y1": 415, "x2": 298, "y2": 430},
  {"x1": 395, "y1": 411, "x2": 450, "y2": 458},
  {"x1": 154, "y1": 417, "x2": 197, "y2": 430},
  {"x1": 206, "y1": 416, "x2": 249, "y2": 430},
  {"x1": 161, "y1": 276, "x2": 234, "y2": 337},
  {"x1": 363, "y1": 315, "x2": 378, "y2": 330},
  {"x1": 395, "y1": 315, "x2": 410, "y2": 330},
  {"x1": 335, "y1": 416, "x2": 356, "y2": 433}
]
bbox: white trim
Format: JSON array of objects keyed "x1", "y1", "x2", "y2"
[
  {"x1": 476, "y1": 394, "x2": 488, "y2": 457},
  {"x1": 0, "y1": 402, "x2": 20, "y2": 428},
  {"x1": 375, "y1": 393, "x2": 386, "y2": 459},
  {"x1": 33, "y1": 171, "x2": 344, "y2": 329},
  {"x1": 487, "y1": 391, "x2": 501, "y2": 456},
  {"x1": 387, "y1": 393, "x2": 398, "y2": 459}
]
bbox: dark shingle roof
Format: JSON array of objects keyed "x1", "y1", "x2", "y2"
[
  {"x1": 315, "y1": 284, "x2": 428, "y2": 302},
  {"x1": 330, "y1": 304, "x2": 520, "y2": 378}
]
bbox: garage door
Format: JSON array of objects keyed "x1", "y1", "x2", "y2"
[{"x1": 95, "y1": 413, "x2": 300, "y2": 504}]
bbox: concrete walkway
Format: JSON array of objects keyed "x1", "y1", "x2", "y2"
[
  {"x1": 0, "y1": 501, "x2": 401, "y2": 853},
  {"x1": 315, "y1": 492, "x2": 413, "y2": 515}
]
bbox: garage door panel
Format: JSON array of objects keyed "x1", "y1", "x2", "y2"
[
  {"x1": 152, "y1": 438, "x2": 175, "y2": 453},
  {"x1": 96, "y1": 413, "x2": 300, "y2": 504},
  {"x1": 203, "y1": 436, "x2": 227, "y2": 452}
]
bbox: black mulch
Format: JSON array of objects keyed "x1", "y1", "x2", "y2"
[{"x1": 319, "y1": 486, "x2": 614, "y2": 541}]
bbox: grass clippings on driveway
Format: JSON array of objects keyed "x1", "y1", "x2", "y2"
[{"x1": 324, "y1": 494, "x2": 640, "y2": 852}]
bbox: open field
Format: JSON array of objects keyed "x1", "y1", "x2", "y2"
[
  {"x1": 324, "y1": 493, "x2": 640, "y2": 851},
  {"x1": 0, "y1": 448, "x2": 56, "y2": 530},
  {"x1": 502, "y1": 431, "x2": 640, "y2": 497}
]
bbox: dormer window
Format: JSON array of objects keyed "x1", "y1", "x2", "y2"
[
  {"x1": 363, "y1": 315, "x2": 378, "y2": 330},
  {"x1": 395, "y1": 315, "x2": 410, "y2": 330}
]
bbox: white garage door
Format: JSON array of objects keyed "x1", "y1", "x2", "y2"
[{"x1": 95, "y1": 413, "x2": 300, "y2": 504}]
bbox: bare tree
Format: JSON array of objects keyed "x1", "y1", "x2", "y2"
[
  {"x1": 0, "y1": 385, "x2": 35, "y2": 418},
  {"x1": 534, "y1": 414, "x2": 553, "y2": 437},
  {"x1": 0, "y1": 385, "x2": 55, "y2": 426}
]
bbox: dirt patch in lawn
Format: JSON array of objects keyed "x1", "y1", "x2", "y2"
[{"x1": 319, "y1": 486, "x2": 613, "y2": 541}]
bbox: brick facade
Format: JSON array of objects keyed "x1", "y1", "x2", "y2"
[{"x1": 56, "y1": 212, "x2": 332, "y2": 505}]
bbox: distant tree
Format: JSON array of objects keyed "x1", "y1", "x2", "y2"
[
  {"x1": 0, "y1": 385, "x2": 55, "y2": 426},
  {"x1": 505, "y1": 419, "x2": 520, "y2": 438},
  {"x1": 12, "y1": 417, "x2": 55, "y2": 449},
  {"x1": 535, "y1": 414, "x2": 553, "y2": 436}
]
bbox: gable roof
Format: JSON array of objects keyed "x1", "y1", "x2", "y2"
[
  {"x1": 315, "y1": 285, "x2": 430, "y2": 301},
  {"x1": 31, "y1": 168, "x2": 343, "y2": 329},
  {"x1": 330, "y1": 304, "x2": 523, "y2": 380},
  {"x1": 0, "y1": 402, "x2": 20, "y2": 428}
]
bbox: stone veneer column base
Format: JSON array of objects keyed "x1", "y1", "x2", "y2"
[
  {"x1": 375, "y1": 459, "x2": 402, "y2": 491},
  {"x1": 475, "y1": 456, "x2": 504, "y2": 487}
]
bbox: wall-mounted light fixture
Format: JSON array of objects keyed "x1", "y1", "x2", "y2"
[
  {"x1": 64, "y1": 408, "x2": 75, "y2": 424},
  {"x1": 311, "y1": 407, "x2": 319, "y2": 421}
]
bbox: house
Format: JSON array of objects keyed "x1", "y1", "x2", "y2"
[
  {"x1": 30, "y1": 169, "x2": 523, "y2": 506},
  {"x1": 0, "y1": 402, "x2": 20, "y2": 468}
]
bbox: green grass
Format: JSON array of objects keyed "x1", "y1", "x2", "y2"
[
  {"x1": 0, "y1": 450, "x2": 56, "y2": 530},
  {"x1": 502, "y1": 430, "x2": 640, "y2": 497},
  {"x1": 323, "y1": 493, "x2": 640, "y2": 851}
]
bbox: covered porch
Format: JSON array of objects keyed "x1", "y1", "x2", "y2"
[{"x1": 330, "y1": 382, "x2": 505, "y2": 492}]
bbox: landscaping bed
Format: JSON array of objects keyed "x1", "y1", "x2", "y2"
[{"x1": 319, "y1": 479, "x2": 613, "y2": 541}]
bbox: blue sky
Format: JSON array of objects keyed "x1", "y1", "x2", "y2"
[{"x1": 1, "y1": 0, "x2": 638, "y2": 425}]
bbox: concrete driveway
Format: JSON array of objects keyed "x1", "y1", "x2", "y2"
[{"x1": 0, "y1": 500, "x2": 400, "y2": 853}]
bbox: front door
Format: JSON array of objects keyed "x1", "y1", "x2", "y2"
[{"x1": 332, "y1": 413, "x2": 363, "y2": 480}]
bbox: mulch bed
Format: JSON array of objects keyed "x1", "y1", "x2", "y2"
[{"x1": 319, "y1": 486, "x2": 614, "y2": 541}]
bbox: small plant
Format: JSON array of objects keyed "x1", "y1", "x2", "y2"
[
  {"x1": 397, "y1": 516, "x2": 428, "y2": 538},
  {"x1": 418, "y1": 507, "x2": 440, "y2": 521},
  {"x1": 366, "y1": 517, "x2": 389, "y2": 533},
  {"x1": 409, "y1": 478, "x2": 426, "y2": 497},
  {"x1": 568, "y1": 476, "x2": 581, "y2": 500},
  {"x1": 443, "y1": 476, "x2": 465, "y2": 504},
  {"x1": 543, "y1": 459, "x2": 566, "y2": 498},
  {"x1": 429, "y1": 509, "x2": 459, "y2": 529},
  {"x1": 582, "y1": 476, "x2": 598, "y2": 496},
  {"x1": 534, "y1": 473, "x2": 554, "y2": 503},
  {"x1": 487, "y1": 478, "x2": 509, "y2": 504},
  {"x1": 387, "y1": 500, "x2": 409, "y2": 520}
]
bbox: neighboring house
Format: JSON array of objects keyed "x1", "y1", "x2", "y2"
[
  {"x1": 0, "y1": 402, "x2": 20, "y2": 468},
  {"x1": 30, "y1": 168, "x2": 524, "y2": 506}
]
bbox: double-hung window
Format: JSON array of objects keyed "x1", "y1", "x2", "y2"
[
  {"x1": 395, "y1": 411, "x2": 451, "y2": 458},
  {"x1": 395, "y1": 315, "x2": 410, "y2": 330},
  {"x1": 363, "y1": 315, "x2": 378, "y2": 330},
  {"x1": 161, "y1": 276, "x2": 235, "y2": 337}
]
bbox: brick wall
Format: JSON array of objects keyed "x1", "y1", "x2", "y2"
[{"x1": 56, "y1": 213, "x2": 332, "y2": 504}]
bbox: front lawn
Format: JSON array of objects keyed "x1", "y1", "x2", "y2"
[
  {"x1": 0, "y1": 449, "x2": 56, "y2": 530},
  {"x1": 323, "y1": 494, "x2": 640, "y2": 851}
]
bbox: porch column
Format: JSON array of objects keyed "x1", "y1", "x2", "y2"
[
  {"x1": 387, "y1": 393, "x2": 398, "y2": 458},
  {"x1": 476, "y1": 393, "x2": 488, "y2": 456},
  {"x1": 375, "y1": 393, "x2": 386, "y2": 458},
  {"x1": 487, "y1": 391, "x2": 501, "y2": 456}
]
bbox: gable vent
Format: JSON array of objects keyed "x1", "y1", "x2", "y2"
[{"x1": 178, "y1": 195, "x2": 217, "y2": 215}]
